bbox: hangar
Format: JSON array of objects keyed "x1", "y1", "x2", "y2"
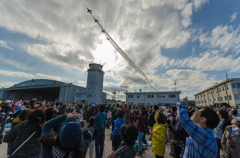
[
  {"x1": 0, "y1": 63, "x2": 107, "y2": 103},
  {"x1": 0, "y1": 79, "x2": 86, "y2": 103}
]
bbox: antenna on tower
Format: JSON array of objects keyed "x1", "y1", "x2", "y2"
[{"x1": 174, "y1": 80, "x2": 176, "y2": 92}]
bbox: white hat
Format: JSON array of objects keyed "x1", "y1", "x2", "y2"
[
  {"x1": 161, "y1": 106, "x2": 167, "y2": 111},
  {"x1": 5, "y1": 100, "x2": 12, "y2": 104}
]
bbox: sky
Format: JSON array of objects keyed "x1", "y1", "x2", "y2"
[{"x1": 0, "y1": 0, "x2": 240, "y2": 101}]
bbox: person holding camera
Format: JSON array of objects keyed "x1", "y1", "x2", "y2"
[
  {"x1": 40, "y1": 112, "x2": 92, "y2": 158},
  {"x1": 178, "y1": 97, "x2": 220, "y2": 158}
]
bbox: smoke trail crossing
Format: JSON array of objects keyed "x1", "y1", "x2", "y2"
[{"x1": 87, "y1": 8, "x2": 158, "y2": 91}]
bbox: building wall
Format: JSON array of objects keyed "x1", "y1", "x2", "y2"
[
  {"x1": 125, "y1": 91, "x2": 181, "y2": 105},
  {"x1": 0, "y1": 89, "x2": 3, "y2": 99},
  {"x1": 195, "y1": 78, "x2": 240, "y2": 107}
]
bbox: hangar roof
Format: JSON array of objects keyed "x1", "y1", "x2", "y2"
[{"x1": 5, "y1": 79, "x2": 71, "y2": 90}]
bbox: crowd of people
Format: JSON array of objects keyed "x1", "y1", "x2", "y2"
[{"x1": 0, "y1": 97, "x2": 240, "y2": 158}]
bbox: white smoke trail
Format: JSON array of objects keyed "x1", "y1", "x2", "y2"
[{"x1": 88, "y1": 9, "x2": 158, "y2": 92}]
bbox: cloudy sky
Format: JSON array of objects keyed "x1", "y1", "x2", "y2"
[{"x1": 0, "y1": 0, "x2": 240, "y2": 100}]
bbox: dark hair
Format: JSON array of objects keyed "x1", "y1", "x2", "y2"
[
  {"x1": 157, "y1": 112, "x2": 167, "y2": 124},
  {"x1": 19, "y1": 108, "x2": 30, "y2": 121},
  {"x1": 40, "y1": 131, "x2": 84, "y2": 158},
  {"x1": 88, "y1": 116, "x2": 95, "y2": 125},
  {"x1": 99, "y1": 105, "x2": 105, "y2": 112},
  {"x1": 28, "y1": 109, "x2": 45, "y2": 125},
  {"x1": 117, "y1": 110, "x2": 125, "y2": 118},
  {"x1": 232, "y1": 110, "x2": 238, "y2": 116},
  {"x1": 171, "y1": 106, "x2": 177, "y2": 113},
  {"x1": 154, "y1": 105, "x2": 159, "y2": 111},
  {"x1": 200, "y1": 107, "x2": 220, "y2": 129},
  {"x1": 45, "y1": 108, "x2": 57, "y2": 121},
  {"x1": 219, "y1": 109, "x2": 229, "y2": 119}
]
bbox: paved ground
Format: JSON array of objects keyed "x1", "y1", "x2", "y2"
[{"x1": 0, "y1": 127, "x2": 171, "y2": 158}]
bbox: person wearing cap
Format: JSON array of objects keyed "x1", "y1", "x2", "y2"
[
  {"x1": 40, "y1": 112, "x2": 92, "y2": 158},
  {"x1": 221, "y1": 117, "x2": 240, "y2": 158},
  {"x1": 0, "y1": 100, "x2": 12, "y2": 144},
  {"x1": 109, "y1": 124, "x2": 138, "y2": 158}
]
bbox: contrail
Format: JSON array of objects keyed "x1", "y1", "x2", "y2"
[{"x1": 87, "y1": 8, "x2": 158, "y2": 92}]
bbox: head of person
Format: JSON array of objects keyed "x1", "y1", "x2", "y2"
[
  {"x1": 156, "y1": 112, "x2": 167, "y2": 124},
  {"x1": 191, "y1": 107, "x2": 220, "y2": 129},
  {"x1": 154, "y1": 105, "x2": 159, "y2": 111},
  {"x1": 218, "y1": 109, "x2": 229, "y2": 120},
  {"x1": 45, "y1": 107, "x2": 58, "y2": 122},
  {"x1": 117, "y1": 110, "x2": 125, "y2": 119},
  {"x1": 231, "y1": 117, "x2": 240, "y2": 127},
  {"x1": 88, "y1": 116, "x2": 95, "y2": 126},
  {"x1": 99, "y1": 104, "x2": 105, "y2": 113},
  {"x1": 232, "y1": 110, "x2": 238, "y2": 116},
  {"x1": 121, "y1": 124, "x2": 138, "y2": 146},
  {"x1": 28, "y1": 109, "x2": 45, "y2": 125},
  {"x1": 19, "y1": 108, "x2": 31, "y2": 121}
]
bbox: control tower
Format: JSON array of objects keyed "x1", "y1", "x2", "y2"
[{"x1": 86, "y1": 63, "x2": 104, "y2": 103}]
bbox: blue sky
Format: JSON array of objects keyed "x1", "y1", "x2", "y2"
[{"x1": 0, "y1": 0, "x2": 240, "y2": 100}]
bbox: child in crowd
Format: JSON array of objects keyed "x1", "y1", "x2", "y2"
[
  {"x1": 109, "y1": 124, "x2": 138, "y2": 158},
  {"x1": 152, "y1": 112, "x2": 168, "y2": 158},
  {"x1": 88, "y1": 116, "x2": 97, "y2": 158},
  {"x1": 112, "y1": 110, "x2": 125, "y2": 151}
]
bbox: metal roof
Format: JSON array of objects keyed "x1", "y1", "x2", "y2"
[
  {"x1": 125, "y1": 91, "x2": 181, "y2": 94},
  {"x1": 4, "y1": 83, "x2": 72, "y2": 90}
]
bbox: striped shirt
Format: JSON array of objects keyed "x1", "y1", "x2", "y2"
[{"x1": 178, "y1": 102, "x2": 218, "y2": 158}]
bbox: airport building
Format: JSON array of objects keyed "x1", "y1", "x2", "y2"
[
  {"x1": 194, "y1": 78, "x2": 240, "y2": 107},
  {"x1": 125, "y1": 91, "x2": 181, "y2": 106},
  {"x1": 0, "y1": 63, "x2": 106, "y2": 103}
]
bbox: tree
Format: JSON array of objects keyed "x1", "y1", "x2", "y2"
[{"x1": 219, "y1": 102, "x2": 231, "y2": 108}]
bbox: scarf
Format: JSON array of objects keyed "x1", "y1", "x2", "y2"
[{"x1": 52, "y1": 145, "x2": 74, "y2": 158}]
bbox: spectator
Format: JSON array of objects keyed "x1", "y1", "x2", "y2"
[
  {"x1": 221, "y1": 117, "x2": 240, "y2": 158},
  {"x1": 87, "y1": 116, "x2": 97, "y2": 158},
  {"x1": 95, "y1": 105, "x2": 106, "y2": 158},
  {"x1": 112, "y1": 110, "x2": 125, "y2": 151},
  {"x1": 0, "y1": 100, "x2": 12, "y2": 144},
  {"x1": 40, "y1": 112, "x2": 92, "y2": 158},
  {"x1": 178, "y1": 97, "x2": 220, "y2": 157},
  {"x1": 4, "y1": 109, "x2": 45, "y2": 158},
  {"x1": 109, "y1": 124, "x2": 138, "y2": 158},
  {"x1": 214, "y1": 109, "x2": 229, "y2": 157},
  {"x1": 152, "y1": 112, "x2": 168, "y2": 158}
]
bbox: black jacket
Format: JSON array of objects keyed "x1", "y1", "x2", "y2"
[{"x1": 3, "y1": 121, "x2": 41, "y2": 158}]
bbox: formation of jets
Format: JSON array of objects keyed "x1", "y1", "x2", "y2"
[{"x1": 87, "y1": 8, "x2": 105, "y2": 33}]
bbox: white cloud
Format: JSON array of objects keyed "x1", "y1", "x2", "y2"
[
  {"x1": 168, "y1": 50, "x2": 240, "y2": 73},
  {"x1": 0, "y1": 70, "x2": 63, "y2": 81},
  {"x1": 0, "y1": 40, "x2": 13, "y2": 50},
  {"x1": 0, "y1": 0, "x2": 195, "y2": 90},
  {"x1": 192, "y1": 0, "x2": 209, "y2": 10},
  {"x1": 0, "y1": 70, "x2": 35, "y2": 78},
  {"x1": 163, "y1": 69, "x2": 216, "y2": 98},
  {"x1": 0, "y1": 82, "x2": 15, "y2": 88},
  {"x1": 35, "y1": 73, "x2": 63, "y2": 81},
  {"x1": 199, "y1": 25, "x2": 240, "y2": 54},
  {"x1": 77, "y1": 80, "x2": 87, "y2": 87},
  {"x1": 0, "y1": 55, "x2": 32, "y2": 71},
  {"x1": 230, "y1": 12, "x2": 237, "y2": 23}
]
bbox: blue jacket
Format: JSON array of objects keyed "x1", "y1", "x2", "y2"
[
  {"x1": 41, "y1": 115, "x2": 92, "y2": 158},
  {"x1": 113, "y1": 118, "x2": 125, "y2": 136}
]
